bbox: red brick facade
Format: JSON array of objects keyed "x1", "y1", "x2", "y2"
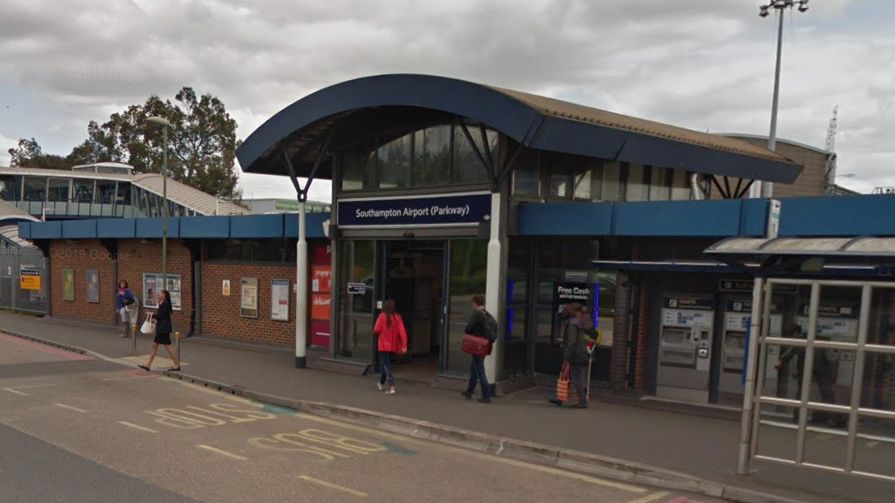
[
  {"x1": 118, "y1": 239, "x2": 194, "y2": 334},
  {"x1": 201, "y1": 262, "x2": 297, "y2": 346},
  {"x1": 48, "y1": 240, "x2": 117, "y2": 324},
  {"x1": 48, "y1": 239, "x2": 195, "y2": 332}
]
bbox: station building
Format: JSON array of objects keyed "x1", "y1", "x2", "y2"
[{"x1": 14, "y1": 75, "x2": 895, "y2": 418}]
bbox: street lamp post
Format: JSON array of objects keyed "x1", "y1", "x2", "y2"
[
  {"x1": 751, "y1": 0, "x2": 810, "y2": 199},
  {"x1": 147, "y1": 116, "x2": 172, "y2": 298}
]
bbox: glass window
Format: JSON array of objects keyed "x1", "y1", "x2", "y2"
[
  {"x1": 649, "y1": 167, "x2": 672, "y2": 201},
  {"x1": 547, "y1": 153, "x2": 572, "y2": 198},
  {"x1": 377, "y1": 134, "x2": 412, "y2": 189},
  {"x1": 452, "y1": 125, "x2": 493, "y2": 184},
  {"x1": 95, "y1": 180, "x2": 117, "y2": 204},
  {"x1": 117, "y1": 182, "x2": 132, "y2": 205},
  {"x1": 342, "y1": 141, "x2": 375, "y2": 191},
  {"x1": 573, "y1": 158, "x2": 603, "y2": 201},
  {"x1": 625, "y1": 163, "x2": 649, "y2": 201},
  {"x1": 72, "y1": 180, "x2": 94, "y2": 203},
  {"x1": 511, "y1": 148, "x2": 540, "y2": 197},
  {"x1": 447, "y1": 239, "x2": 488, "y2": 373},
  {"x1": 338, "y1": 240, "x2": 376, "y2": 360},
  {"x1": 601, "y1": 162, "x2": 623, "y2": 201},
  {"x1": 413, "y1": 126, "x2": 452, "y2": 185},
  {"x1": 47, "y1": 178, "x2": 70, "y2": 202},
  {"x1": 671, "y1": 169, "x2": 691, "y2": 200},
  {"x1": 0, "y1": 175, "x2": 22, "y2": 201},
  {"x1": 23, "y1": 177, "x2": 46, "y2": 202}
]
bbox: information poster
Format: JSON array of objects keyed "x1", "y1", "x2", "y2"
[
  {"x1": 142, "y1": 273, "x2": 182, "y2": 311},
  {"x1": 241, "y1": 277, "x2": 259, "y2": 318},
  {"x1": 62, "y1": 268, "x2": 75, "y2": 301},
  {"x1": 19, "y1": 266, "x2": 41, "y2": 291},
  {"x1": 271, "y1": 279, "x2": 289, "y2": 321},
  {"x1": 310, "y1": 244, "x2": 331, "y2": 348},
  {"x1": 222, "y1": 279, "x2": 231, "y2": 296},
  {"x1": 86, "y1": 270, "x2": 99, "y2": 303}
]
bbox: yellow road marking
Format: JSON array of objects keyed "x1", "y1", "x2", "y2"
[
  {"x1": 118, "y1": 421, "x2": 159, "y2": 433},
  {"x1": 626, "y1": 491, "x2": 670, "y2": 503},
  {"x1": 53, "y1": 403, "x2": 87, "y2": 413},
  {"x1": 298, "y1": 475, "x2": 368, "y2": 498},
  {"x1": 197, "y1": 444, "x2": 248, "y2": 461},
  {"x1": 289, "y1": 411, "x2": 647, "y2": 494}
]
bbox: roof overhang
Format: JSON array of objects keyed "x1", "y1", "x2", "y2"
[
  {"x1": 238, "y1": 74, "x2": 802, "y2": 183},
  {"x1": 705, "y1": 237, "x2": 895, "y2": 258}
]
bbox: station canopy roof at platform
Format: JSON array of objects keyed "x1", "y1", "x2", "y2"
[
  {"x1": 706, "y1": 236, "x2": 895, "y2": 258},
  {"x1": 237, "y1": 74, "x2": 802, "y2": 184}
]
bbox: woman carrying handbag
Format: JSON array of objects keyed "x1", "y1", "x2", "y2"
[{"x1": 138, "y1": 290, "x2": 181, "y2": 372}]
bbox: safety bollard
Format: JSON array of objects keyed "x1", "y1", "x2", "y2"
[
  {"x1": 131, "y1": 323, "x2": 137, "y2": 357},
  {"x1": 175, "y1": 331, "x2": 181, "y2": 365}
]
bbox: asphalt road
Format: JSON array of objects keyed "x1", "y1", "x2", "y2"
[{"x1": 0, "y1": 333, "x2": 721, "y2": 503}]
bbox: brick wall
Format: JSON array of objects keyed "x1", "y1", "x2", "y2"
[
  {"x1": 118, "y1": 239, "x2": 194, "y2": 334},
  {"x1": 48, "y1": 240, "x2": 117, "y2": 324},
  {"x1": 201, "y1": 262, "x2": 297, "y2": 346}
]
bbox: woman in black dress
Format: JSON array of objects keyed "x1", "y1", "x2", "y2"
[{"x1": 139, "y1": 289, "x2": 181, "y2": 372}]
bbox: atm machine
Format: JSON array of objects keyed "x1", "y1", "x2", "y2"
[
  {"x1": 718, "y1": 299, "x2": 750, "y2": 401},
  {"x1": 657, "y1": 295, "x2": 715, "y2": 403}
]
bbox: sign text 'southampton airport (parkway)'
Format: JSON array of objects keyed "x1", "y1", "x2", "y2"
[{"x1": 338, "y1": 193, "x2": 491, "y2": 227}]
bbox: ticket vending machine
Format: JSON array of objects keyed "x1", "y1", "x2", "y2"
[
  {"x1": 718, "y1": 299, "x2": 751, "y2": 400},
  {"x1": 657, "y1": 295, "x2": 715, "y2": 403},
  {"x1": 794, "y1": 304, "x2": 859, "y2": 401}
]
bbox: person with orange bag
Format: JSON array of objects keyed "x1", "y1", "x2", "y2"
[
  {"x1": 549, "y1": 303, "x2": 590, "y2": 408},
  {"x1": 374, "y1": 299, "x2": 408, "y2": 395}
]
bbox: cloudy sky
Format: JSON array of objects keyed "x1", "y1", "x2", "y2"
[{"x1": 0, "y1": 0, "x2": 892, "y2": 200}]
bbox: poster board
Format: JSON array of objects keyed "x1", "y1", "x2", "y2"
[
  {"x1": 222, "y1": 279, "x2": 231, "y2": 296},
  {"x1": 62, "y1": 268, "x2": 75, "y2": 301},
  {"x1": 19, "y1": 266, "x2": 41, "y2": 291},
  {"x1": 271, "y1": 279, "x2": 289, "y2": 321},
  {"x1": 142, "y1": 273, "x2": 182, "y2": 311},
  {"x1": 310, "y1": 244, "x2": 332, "y2": 348},
  {"x1": 241, "y1": 277, "x2": 259, "y2": 318},
  {"x1": 86, "y1": 270, "x2": 99, "y2": 303}
]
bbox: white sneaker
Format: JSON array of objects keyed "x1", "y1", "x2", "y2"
[
  {"x1": 377, "y1": 382, "x2": 384, "y2": 391},
  {"x1": 385, "y1": 387, "x2": 396, "y2": 395}
]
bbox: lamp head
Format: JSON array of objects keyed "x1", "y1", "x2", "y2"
[
  {"x1": 759, "y1": 5, "x2": 770, "y2": 17},
  {"x1": 147, "y1": 116, "x2": 173, "y2": 128}
]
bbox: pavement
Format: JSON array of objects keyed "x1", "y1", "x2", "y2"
[
  {"x1": 0, "y1": 330, "x2": 714, "y2": 503},
  {"x1": 1, "y1": 311, "x2": 893, "y2": 503}
]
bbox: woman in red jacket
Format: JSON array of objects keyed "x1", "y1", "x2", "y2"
[{"x1": 374, "y1": 299, "x2": 408, "y2": 395}]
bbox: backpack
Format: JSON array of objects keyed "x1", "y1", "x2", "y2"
[{"x1": 483, "y1": 311, "x2": 499, "y2": 343}]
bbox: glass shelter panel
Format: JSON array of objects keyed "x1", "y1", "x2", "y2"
[
  {"x1": 446, "y1": 239, "x2": 487, "y2": 374},
  {"x1": 748, "y1": 280, "x2": 895, "y2": 483}
]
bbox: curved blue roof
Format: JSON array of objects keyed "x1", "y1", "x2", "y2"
[{"x1": 237, "y1": 74, "x2": 801, "y2": 183}]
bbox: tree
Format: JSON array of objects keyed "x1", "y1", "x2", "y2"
[
  {"x1": 70, "y1": 87, "x2": 241, "y2": 199},
  {"x1": 6, "y1": 138, "x2": 70, "y2": 170}
]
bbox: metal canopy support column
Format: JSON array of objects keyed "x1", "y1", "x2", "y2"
[
  {"x1": 282, "y1": 134, "x2": 330, "y2": 369},
  {"x1": 738, "y1": 276, "x2": 765, "y2": 475}
]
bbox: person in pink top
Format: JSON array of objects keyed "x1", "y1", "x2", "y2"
[{"x1": 374, "y1": 299, "x2": 408, "y2": 395}]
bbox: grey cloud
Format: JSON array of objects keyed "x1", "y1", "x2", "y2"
[{"x1": 0, "y1": 0, "x2": 890, "y2": 197}]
